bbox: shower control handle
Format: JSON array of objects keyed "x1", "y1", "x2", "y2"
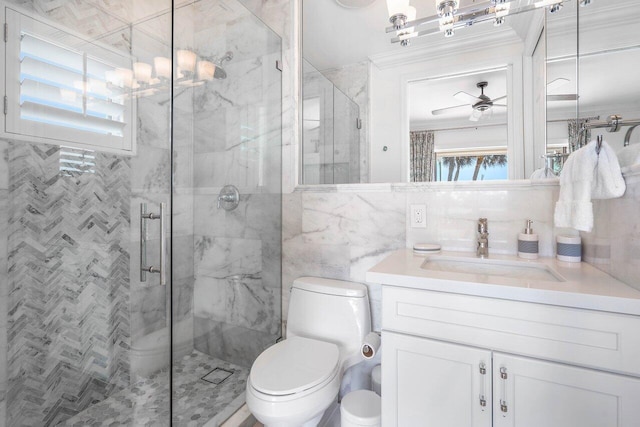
[{"x1": 217, "y1": 185, "x2": 240, "y2": 211}]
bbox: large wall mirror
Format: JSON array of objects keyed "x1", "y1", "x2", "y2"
[{"x1": 300, "y1": 0, "x2": 640, "y2": 185}]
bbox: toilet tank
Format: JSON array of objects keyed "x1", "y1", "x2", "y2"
[{"x1": 287, "y1": 277, "x2": 371, "y2": 353}]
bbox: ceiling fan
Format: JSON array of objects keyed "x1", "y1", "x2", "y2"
[{"x1": 431, "y1": 81, "x2": 507, "y2": 122}]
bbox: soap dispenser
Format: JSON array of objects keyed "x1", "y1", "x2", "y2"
[{"x1": 518, "y1": 220, "x2": 539, "y2": 259}]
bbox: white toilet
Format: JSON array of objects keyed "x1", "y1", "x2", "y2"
[{"x1": 246, "y1": 277, "x2": 372, "y2": 427}]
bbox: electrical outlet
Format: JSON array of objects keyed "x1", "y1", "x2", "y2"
[{"x1": 410, "y1": 205, "x2": 427, "y2": 228}]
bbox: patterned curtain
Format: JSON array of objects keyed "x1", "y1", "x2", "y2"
[
  {"x1": 410, "y1": 131, "x2": 435, "y2": 182},
  {"x1": 567, "y1": 119, "x2": 592, "y2": 153}
]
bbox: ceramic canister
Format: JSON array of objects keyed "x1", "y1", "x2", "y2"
[{"x1": 556, "y1": 234, "x2": 582, "y2": 263}]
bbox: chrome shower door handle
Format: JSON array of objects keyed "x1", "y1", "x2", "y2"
[
  {"x1": 159, "y1": 202, "x2": 166, "y2": 286},
  {"x1": 140, "y1": 202, "x2": 166, "y2": 285}
]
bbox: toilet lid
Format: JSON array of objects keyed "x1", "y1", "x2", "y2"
[{"x1": 250, "y1": 336, "x2": 339, "y2": 396}]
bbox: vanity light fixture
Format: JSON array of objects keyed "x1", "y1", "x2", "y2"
[
  {"x1": 335, "y1": 0, "x2": 377, "y2": 8},
  {"x1": 437, "y1": 0, "x2": 458, "y2": 38},
  {"x1": 105, "y1": 50, "x2": 231, "y2": 99},
  {"x1": 398, "y1": 6, "x2": 417, "y2": 46},
  {"x1": 493, "y1": 0, "x2": 510, "y2": 27},
  {"x1": 387, "y1": 0, "x2": 566, "y2": 45},
  {"x1": 386, "y1": 0, "x2": 411, "y2": 30}
]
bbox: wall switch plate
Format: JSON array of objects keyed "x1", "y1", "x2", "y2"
[{"x1": 410, "y1": 205, "x2": 427, "y2": 228}]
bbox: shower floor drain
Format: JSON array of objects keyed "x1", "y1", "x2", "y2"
[{"x1": 201, "y1": 367, "x2": 234, "y2": 385}]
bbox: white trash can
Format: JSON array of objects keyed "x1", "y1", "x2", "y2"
[
  {"x1": 341, "y1": 389, "x2": 381, "y2": 427},
  {"x1": 371, "y1": 364, "x2": 381, "y2": 396}
]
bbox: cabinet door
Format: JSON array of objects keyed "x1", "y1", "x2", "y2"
[
  {"x1": 493, "y1": 353, "x2": 640, "y2": 427},
  {"x1": 382, "y1": 331, "x2": 492, "y2": 427}
]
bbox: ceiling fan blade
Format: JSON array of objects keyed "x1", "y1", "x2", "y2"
[
  {"x1": 469, "y1": 109, "x2": 482, "y2": 122},
  {"x1": 547, "y1": 94, "x2": 578, "y2": 101},
  {"x1": 547, "y1": 77, "x2": 570, "y2": 92},
  {"x1": 454, "y1": 91, "x2": 482, "y2": 104},
  {"x1": 431, "y1": 104, "x2": 470, "y2": 116},
  {"x1": 492, "y1": 95, "x2": 507, "y2": 103}
]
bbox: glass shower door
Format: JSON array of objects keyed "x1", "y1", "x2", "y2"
[
  {"x1": 0, "y1": 1, "x2": 174, "y2": 426},
  {"x1": 171, "y1": 0, "x2": 282, "y2": 425}
]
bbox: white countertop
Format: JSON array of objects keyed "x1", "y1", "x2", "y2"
[{"x1": 366, "y1": 249, "x2": 640, "y2": 316}]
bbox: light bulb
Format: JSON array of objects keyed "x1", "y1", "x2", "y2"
[
  {"x1": 115, "y1": 68, "x2": 133, "y2": 88},
  {"x1": 196, "y1": 61, "x2": 216, "y2": 81},
  {"x1": 386, "y1": 0, "x2": 410, "y2": 17},
  {"x1": 405, "y1": 6, "x2": 417, "y2": 33},
  {"x1": 154, "y1": 57, "x2": 172, "y2": 80},
  {"x1": 177, "y1": 50, "x2": 197, "y2": 75},
  {"x1": 133, "y1": 62, "x2": 152, "y2": 84},
  {"x1": 494, "y1": 0, "x2": 510, "y2": 17},
  {"x1": 397, "y1": 6, "x2": 417, "y2": 46}
]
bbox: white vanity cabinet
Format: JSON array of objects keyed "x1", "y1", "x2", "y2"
[
  {"x1": 383, "y1": 331, "x2": 492, "y2": 426},
  {"x1": 381, "y1": 286, "x2": 640, "y2": 427},
  {"x1": 492, "y1": 353, "x2": 640, "y2": 427}
]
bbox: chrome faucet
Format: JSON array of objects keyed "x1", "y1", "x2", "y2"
[{"x1": 477, "y1": 218, "x2": 489, "y2": 258}]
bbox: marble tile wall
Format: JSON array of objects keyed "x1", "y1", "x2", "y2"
[
  {"x1": 0, "y1": 2, "x2": 183, "y2": 425},
  {"x1": 189, "y1": 0, "x2": 283, "y2": 368},
  {"x1": 5, "y1": 141, "x2": 132, "y2": 427},
  {"x1": 282, "y1": 183, "x2": 560, "y2": 331},
  {"x1": 582, "y1": 167, "x2": 640, "y2": 290},
  {"x1": 0, "y1": 141, "x2": 8, "y2": 426}
]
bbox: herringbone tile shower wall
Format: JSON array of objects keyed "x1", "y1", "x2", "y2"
[{"x1": 6, "y1": 142, "x2": 131, "y2": 427}]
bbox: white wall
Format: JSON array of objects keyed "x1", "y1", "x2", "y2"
[{"x1": 369, "y1": 35, "x2": 526, "y2": 183}]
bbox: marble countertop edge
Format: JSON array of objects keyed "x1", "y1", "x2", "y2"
[{"x1": 366, "y1": 249, "x2": 640, "y2": 316}]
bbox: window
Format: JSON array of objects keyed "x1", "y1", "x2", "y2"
[
  {"x1": 436, "y1": 150, "x2": 508, "y2": 182},
  {"x1": 2, "y1": 6, "x2": 135, "y2": 154}
]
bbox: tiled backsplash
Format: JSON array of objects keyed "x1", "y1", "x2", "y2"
[{"x1": 283, "y1": 181, "x2": 560, "y2": 330}]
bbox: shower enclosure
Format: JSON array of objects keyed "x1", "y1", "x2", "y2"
[{"x1": 0, "y1": 0, "x2": 282, "y2": 425}]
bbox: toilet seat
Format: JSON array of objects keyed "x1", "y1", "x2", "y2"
[{"x1": 250, "y1": 336, "x2": 340, "y2": 396}]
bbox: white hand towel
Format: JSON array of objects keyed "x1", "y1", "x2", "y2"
[
  {"x1": 590, "y1": 140, "x2": 626, "y2": 199},
  {"x1": 554, "y1": 140, "x2": 625, "y2": 232},
  {"x1": 616, "y1": 144, "x2": 640, "y2": 169}
]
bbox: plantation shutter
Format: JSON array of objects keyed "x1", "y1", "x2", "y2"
[{"x1": 3, "y1": 7, "x2": 135, "y2": 154}]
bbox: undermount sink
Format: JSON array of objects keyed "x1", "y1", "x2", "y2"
[{"x1": 420, "y1": 255, "x2": 565, "y2": 283}]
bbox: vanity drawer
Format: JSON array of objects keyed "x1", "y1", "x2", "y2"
[{"x1": 382, "y1": 286, "x2": 640, "y2": 376}]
